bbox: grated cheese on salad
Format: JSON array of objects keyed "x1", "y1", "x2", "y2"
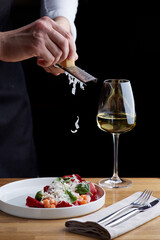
[{"x1": 26, "y1": 174, "x2": 97, "y2": 208}]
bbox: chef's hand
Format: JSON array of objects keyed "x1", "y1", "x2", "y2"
[
  {"x1": 42, "y1": 16, "x2": 78, "y2": 76},
  {"x1": 0, "y1": 16, "x2": 78, "y2": 75}
]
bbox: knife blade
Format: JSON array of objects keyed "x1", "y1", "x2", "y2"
[{"x1": 104, "y1": 198, "x2": 160, "y2": 227}]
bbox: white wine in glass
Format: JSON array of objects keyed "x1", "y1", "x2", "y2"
[{"x1": 97, "y1": 79, "x2": 136, "y2": 188}]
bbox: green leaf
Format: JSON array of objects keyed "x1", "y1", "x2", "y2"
[
  {"x1": 65, "y1": 189, "x2": 77, "y2": 203},
  {"x1": 54, "y1": 177, "x2": 71, "y2": 183},
  {"x1": 58, "y1": 177, "x2": 62, "y2": 181},
  {"x1": 75, "y1": 182, "x2": 93, "y2": 195},
  {"x1": 52, "y1": 177, "x2": 62, "y2": 183},
  {"x1": 35, "y1": 190, "x2": 43, "y2": 201},
  {"x1": 63, "y1": 177, "x2": 71, "y2": 183}
]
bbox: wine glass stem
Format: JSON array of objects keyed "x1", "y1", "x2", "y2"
[{"x1": 111, "y1": 133, "x2": 121, "y2": 182}]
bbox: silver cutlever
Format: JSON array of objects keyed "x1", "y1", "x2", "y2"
[
  {"x1": 104, "y1": 198, "x2": 160, "y2": 227},
  {"x1": 98, "y1": 190, "x2": 153, "y2": 224}
]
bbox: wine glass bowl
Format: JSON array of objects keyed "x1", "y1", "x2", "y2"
[{"x1": 97, "y1": 79, "x2": 136, "y2": 188}]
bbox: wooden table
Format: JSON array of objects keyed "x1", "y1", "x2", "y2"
[{"x1": 0, "y1": 178, "x2": 160, "y2": 240}]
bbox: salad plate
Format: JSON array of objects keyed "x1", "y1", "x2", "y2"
[{"x1": 0, "y1": 177, "x2": 105, "y2": 219}]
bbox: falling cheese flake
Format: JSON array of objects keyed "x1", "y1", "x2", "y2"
[
  {"x1": 65, "y1": 72, "x2": 85, "y2": 95},
  {"x1": 71, "y1": 116, "x2": 80, "y2": 134},
  {"x1": 64, "y1": 73, "x2": 85, "y2": 134}
]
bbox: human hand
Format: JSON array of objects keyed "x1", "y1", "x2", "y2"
[
  {"x1": 41, "y1": 16, "x2": 78, "y2": 76},
  {"x1": 0, "y1": 16, "x2": 78, "y2": 75}
]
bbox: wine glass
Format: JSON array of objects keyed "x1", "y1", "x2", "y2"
[{"x1": 97, "y1": 79, "x2": 136, "y2": 188}]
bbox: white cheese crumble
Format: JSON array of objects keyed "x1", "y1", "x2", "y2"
[
  {"x1": 42, "y1": 174, "x2": 81, "y2": 205},
  {"x1": 65, "y1": 72, "x2": 85, "y2": 95},
  {"x1": 71, "y1": 116, "x2": 80, "y2": 133},
  {"x1": 65, "y1": 73, "x2": 84, "y2": 134}
]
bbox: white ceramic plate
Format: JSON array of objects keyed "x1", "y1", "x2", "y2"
[{"x1": 0, "y1": 178, "x2": 105, "y2": 219}]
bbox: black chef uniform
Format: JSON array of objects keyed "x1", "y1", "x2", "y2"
[{"x1": 0, "y1": 0, "x2": 38, "y2": 177}]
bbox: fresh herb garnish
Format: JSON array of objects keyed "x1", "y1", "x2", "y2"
[
  {"x1": 65, "y1": 189, "x2": 77, "y2": 203},
  {"x1": 63, "y1": 177, "x2": 71, "y2": 183},
  {"x1": 35, "y1": 190, "x2": 43, "y2": 201},
  {"x1": 75, "y1": 182, "x2": 93, "y2": 195},
  {"x1": 53, "y1": 177, "x2": 62, "y2": 183},
  {"x1": 54, "y1": 177, "x2": 71, "y2": 183}
]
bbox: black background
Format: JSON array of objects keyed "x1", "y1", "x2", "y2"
[{"x1": 11, "y1": 0, "x2": 160, "y2": 177}]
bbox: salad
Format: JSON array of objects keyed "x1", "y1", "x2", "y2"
[{"x1": 26, "y1": 174, "x2": 97, "y2": 208}]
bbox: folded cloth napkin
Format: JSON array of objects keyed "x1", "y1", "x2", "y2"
[{"x1": 65, "y1": 192, "x2": 160, "y2": 239}]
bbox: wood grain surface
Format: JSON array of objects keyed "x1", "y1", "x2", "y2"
[{"x1": 0, "y1": 178, "x2": 160, "y2": 240}]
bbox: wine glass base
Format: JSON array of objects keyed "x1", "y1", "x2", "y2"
[{"x1": 98, "y1": 178, "x2": 132, "y2": 189}]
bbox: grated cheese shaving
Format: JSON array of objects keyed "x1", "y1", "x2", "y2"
[
  {"x1": 65, "y1": 72, "x2": 85, "y2": 95},
  {"x1": 71, "y1": 116, "x2": 80, "y2": 133}
]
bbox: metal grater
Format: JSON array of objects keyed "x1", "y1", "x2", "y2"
[{"x1": 56, "y1": 63, "x2": 98, "y2": 84}]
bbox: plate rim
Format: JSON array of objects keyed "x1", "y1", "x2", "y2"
[{"x1": 0, "y1": 177, "x2": 105, "y2": 219}]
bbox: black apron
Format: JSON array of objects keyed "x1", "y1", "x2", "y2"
[{"x1": 0, "y1": 0, "x2": 38, "y2": 177}]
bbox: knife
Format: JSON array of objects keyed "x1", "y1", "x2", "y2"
[{"x1": 104, "y1": 198, "x2": 160, "y2": 227}]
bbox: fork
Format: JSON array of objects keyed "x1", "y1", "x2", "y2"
[
  {"x1": 98, "y1": 190, "x2": 153, "y2": 224},
  {"x1": 105, "y1": 197, "x2": 160, "y2": 227}
]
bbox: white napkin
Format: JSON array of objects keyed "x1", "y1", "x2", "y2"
[{"x1": 65, "y1": 192, "x2": 160, "y2": 239}]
